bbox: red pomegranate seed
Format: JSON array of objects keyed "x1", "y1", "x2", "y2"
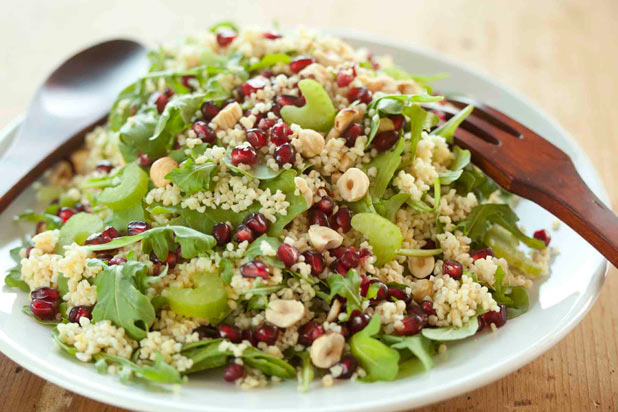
[
  {"x1": 330, "y1": 259, "x2": 348, "y2": 275},
  {"x1": 315, "y1": 196, "x2": 334, "y2": 215},
  {"x1": 149, "y1": 251, "x2": 178, "y2": 269},
  {"x1": 212, "y1": 222, "x2": 232, "y2": 246},
  {"x1": 263, "y1": 31, "x2": 281, "y2": 40},
  {"x1": 277, "y1": 243, "x2": 299, "y2": 268},
  {"x1": 367, "y1": 280, "x2": 388, "y2": 302},
  {"x1": 108, "y1": 256, "x2": 127, "y2": 266},
  {"x1": 470, "y1": 248, "x2": 494, "y2": 262},
  {"x1": 302, "y1": 251, "x2": 325, "y2": 276},
  {"x1": 347, "y1": 87, "x2": 372, "y2": 104},
  {"x1": 310, "y1": 209, "x2": 330, "y2": 227},
  {"x1": 359, "y1": 248, "x2": 371, "y2": 263},
  {"x1": 241, "y1": 329, "x2": 258, "y2": 346},
  {"x1": 390, "y1": 114, "x2": 405, "y2": 131},
  {"x1": 192, "y1": 120, "x2": 216, "y2": 144},
  {"x1": 257, "y1": 118, "x2": 277, "y2": 131},
  {"x1": 127, "y1": 220, "x2": 149, "y2": 236},
  {"x1": 387, "y1": 288, "x2": 411, "y2": 305},
  {"x1": 102, "y1": 226, "x2": 121, "y2": 242},
  {"x1": 68, "y1": 305, "x2": 92, "y2": 323},
  {"x1": 216, "y1": 30, "x2": 237, "y2": 47},
  {"x1": 240, "y1": 260, "x2": 270, "y2": 279},
  {"x1": 298, "y1": 321, "x2": 325, "y2": 346},
  {"x1": 241, "y1": 78, "x2": 266, "y2": 97},
  {"x1": 74, "y1": 203, "x2": 90, "y2": 213},
  {"x1": 223, "y1": 363, "x2": 244, "y2": 382},
  {"x1": 233, "y1": 224, "x2": 255, "y2": 243},
  {"x1": 329, "y1": 246, "x2": 347, "y2": 259},
  {"x1": 407, "y1": 304, "x2": 429, "y2": 326},
  {"x1": 477, "y1": 316, "x2": 486, "y2": 333},
  {"x1": 348, "y1": 310, "x2": 371, "y2": 334},
  {"x1": 395, "y1": 314, "x2": 424, "y2": 336},
  {"x1": 138, "y1": 153, "x2": 152, "y2": 167},
  {"x1": 422, "y1": 239, "x2": 437, "y2": 250},
  {"x1": 30, "y1": 299, "x2": 58, "y2": 320},
  {"x1": 231, "y1": 145, "x2": 257, "y2": 166},
  {"x1": 181, "y1": 75, "x2": 195, "y2": 90},
  {"x1": 201, "y1": 100, "x2": 220, "y2": 120},
  {"x1": 277, "y1": 94, "x2": 305, "y2": 107},
  {"x1": 260, "y1": 69, "x2": 273, "y2": 78},
  {"x1": 217, "y1": 324, "x2": 242, "y2": 343},
  {"x1": 25, "y1": 246, "x2": 33, "y2": 258},
  {"x1": 270, "y1": 122, "x2": 292, "y2": 146},
  {"x1": 338, "y1": 323, "x2": 350, "y2": 339},
  {"x1": 95, "y1": 161, "x2": 114, "y2": 174},
  {"x1": 533, "y1": 229, "x2": 551, "y2": 246},
  {"x1": 31, "y1": 287, "x2": 60, "y2": 303},
  {"x1": 154, "y1": 92, "x2": 169, "y2": 114},
  {"x1": 343, "y1": 123, "x2": 363, "y2": 148},
  {"x1": 274, "y1": 143, "x2": 296, "y2": 166},
  {"x1": 336, "y1": 70, "x2": 355, "y2": 88},
  {"x1": 289, "y1": 56, "x2": 315, "y2": 73},
  {"x1": 193, "y1": 325, "x2": 218, "y2": 340},
  {"x1": 420, "y1": 300, "x2": 436, "y2": 316},
  {"x1": 246, "y1": 128, "x2": 268, "y2": 149},
  {"x1": 255, "y1": 323, "x2": 279, "y2": 345},
  {"x1": 58, "y1": 207, "x2": 76, "y2": 223},
  {"x1": 340, "y1": 250, "x2": 360, "y2": 270},
  {"x1": 442, "y1": 260, "x2": 463, "y2": 280},
  {"x1": 243, "y1": 212, "x2": 269, "y2": 234},
  {"x1": 372, "y1": 130, "x2": 399, "y2": 152},
  {"x1": 334, "y1": 354, "x2": 358, "y2": 379},
  {"x1": 331, "y1": 207, "x2": 352, "y2": 233},
  {"x1": 480, "y1": 304, "x2": 507, "y2": 328}
]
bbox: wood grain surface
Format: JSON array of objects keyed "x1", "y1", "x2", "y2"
[{"x1": 0, "y1": 0, "x2": 616, "y2": 411}]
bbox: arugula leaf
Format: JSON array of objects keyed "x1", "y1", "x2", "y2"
[
  {"x1": 350, "y1": 314, "x2": 400, "y2": 382},
  {"x1": 242, "y1": 346, "x2": 296, "y2": 379},
  {"x1": 457, "y1": 166, "x2": 500, "y2": 200},
  {"x1": 52, "y1": 329, "x2": 78, "y2": 356},
  {"x1": 485, "y1": 225, "x2": 544, "y2": 277},
  {"x1": 96, "y1": 352, "x2": 183, "y2": 384},
  {"x1": 5, "y1": 244, "x2": 30, "y2": 292},
  {"x1": 92, "y1": 261, "x2": 156, "y2": 340},
  {"x1": 382, "y1": 334, "x2": 435, "y2": 371},
  {"x1": 249, "y1": 53, "x2": 292, "y2": 71},
  {"x1": 318, "y1": 269, "x2": 362, "y2": 317},
  {"x1": 366, "y1": 137, "x2": 404, "y2": 199},
  {"x1": 295, "y1": 350, "x2": 314, "y2": 392},
  {"x1": 244, "y1": 235, "x2": 283, "y2": 267},
  {"x1": 109, "y1": 80, "x2": 151, "y2": 131},
  {"x1": 151, "y1": 92, "x2": 205, "y2": 142},
  {"x1": 430, "y1": 104, "x2": 473, "y2": 143},
  {"x1": 374, "y1": 193, "x2": 410, "y2": 221},
  {"x1": 401, "y1": 104, "x2": 429, "y2": 163},
  {"x1": 421, "y1": 317, "x2": 479, "y2": 341},
  {"x1": 15, "y1": 210, "x2": 62, "y2": 230},
  {"x1": 218, "y1": 258, "x2": 234, "y2": 284},
  {"x1": 261, "y1": 170, "x2": 309, "y2": 236},
  {"x1": 439, "y1": 146, "x2": 471, "y2": 185},
  {"x1": 166, "y1": 159, "x2": 217, "y2": 194},
  {"x1": 489, "y1": 265, "x2": 529, "y2": 318},
  {"x1": 105, "y1": 205, "x2": 146, "y2": 232},
  {"x1": 118, "y1": 111, "x2": 173, "y2": 162}
]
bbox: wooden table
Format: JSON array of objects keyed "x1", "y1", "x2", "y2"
[{"x1": 1, "y1": 0, "x2": 616, "y2": 410}]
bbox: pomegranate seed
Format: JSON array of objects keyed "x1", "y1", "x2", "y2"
[
  {"x1": 340, "y1": 249, "x2": 360, "y2": 270},
  {"x1": 309, "y1": 209, "x2": 330, "y2": 227},
  {"x1": 289, "y1": 56, "x2": 315, "y2": 73},
  {"x1": 240, "y1": 260, "x2": 270, "y2": 279},
  {"x1": 420, "y1": 300, "x2": 436, "y2": 316},
  {"x1": 108, "y1": 256, "x2": 127, "y2": 266},
  {"x1": 212, "y1": 222, "x2": 232, "y2": 246},
  {"x1": 336, "y1": 70, "x2": 355, "y2": 88},
  {"x1": 25, "y1": 246, "x2": 34, "y2": 258},
  {"x1": 331, "y1": 207, "x2": 352, "y2": 233},
  {"x1": 193, "y1": 325, "x2": 218, "y2": 340},
  {"x1": 74, "y1": 202, "x2": 90, "y2": 213},
  {"x1": 154, "y1": 92, "x2": 169, "y2": 114},
  {"x1": 127, "y1": 220, "x2": 149, "y2": 236},
  {"x1": 270, "y1": 122, "x2": 292, "y2": 146},
  {"x1": 348, "y1": 310, "x2": 371, "y2": 334},
  {"x1": 407, "y1": 304, "x2": 429, "y2": 326},
  {"x1": 246, "y1": 128, "x2": 268, "y2": 149},
  {"x1": 255, "y1": 323, "x2": 279, "y2": 345},
  {"x1": 30, "y1": 299, "x2": 58, "y2": 320},
  {"x1": 243, "y1": 212, "x2": 269, "y2": 234},
  {"x1": 343, "y1": 123, "x2": 363, "y2": 148},
  {"x1": 369, "y1": 281, "x2": 388, "y2": 302},
  {"x1": 68, "y1": 305, "x2": 92, "y2": 323},
  {"x1": 334, "y1": 354, "x2": 358, "y2": 379},
  {"x1": 257, "y1": 118, "x2": 277, "y2": 131},
  {"x1": 263, "y1": 31, "x2": 281, "y2": 40},
  {"x1": 138, "y1": 153, "x2": 152, "y2": 167},
  {"x1": 231, "y1": 145, "x2": 257, "y2": 166},
  {"x1": 315, "y1": 196, "x2": 334, "y2": 215},
  {"x1": 181, "y1": 75, "x2": 195, "y2": 90},
  {"x1": 241, "y1": 78, "x2": 266, "y2": 97},
  {"x1": 395, "y1": 314, "x2": 424, "y2": 336},
  {"x1": 298, "y1": 321, "x2": 325, "y2": 346},
  {"x1": 422, "y1": 239, "x2": 437, "y2": 250},
  {"x1": 274, "y1": 143, "x2": 296, "y2": 166},
  {"x1": 330, "y1": 259, "x2": 348, "y2": 275},
  {"x1": 470, "y1": 248, "x2": 494, "y2": 261},
  {"x1": 216, "y1": 30, "x2": 237, "y2": 47},
  {"x1": 477, "y1": 315, "x2": 486, "y2": 333},
  {"x1": 387, "y1": 288, "x2": 411, "y2": 305},
  {"x1": 277, "y1": 243, "x2": 299, "y2": 268},
  {"x1": 347, "y1": 87, "x2": 372, "y2": 104},
  {"x1": 31, "y1": 287, "x2": 60, "y2": 303},
  {"x1": 233, "y1": 224, "x2": 255, "y2": 243},
  {"x1": 302, "y1": 251, "x2": 325, "y2": 276},
  {"x1": 260, "y1": 70, "x2": 273, "y2": 79},
  {"x1": 149, "y1": 251, "x2": 178, "y2": 269},
  {"x1": 223, "y1": 363, "x2": 244, "y2": 382},
  {"x1": 390, "y1": 114, "x2": 405, "y2": 130},
  {"x1": 201, "y1": 100, "x2": 220, "y2": 120},
  {"x1": 533, "y1": 229, "x2": 551, "y2": 246},
  {"x1": 102, "y1": 226, "x2": 121, "y2": 242},
  {"x1": 241, "y1": 329, "x2": 258, "y2": 346},
  {"x1": 329, "y1": 246, "x2": 347, "y2": 259},
  {"x1": 339, "y1": 323, "x2": 350, "y2": 339},
  {"x1": 95, "y1": 161, "x2": 114, "y2": 174},
  {"x1": 58, "y1": 207, "x2": 76, "y2": 223},
  {"x1": 372, "y1": 130, "x2": 399, "y2": 152},
  {"x1": 192, "y1": 120, "x2": 216, "y2": 144},
  {"x1": 217, "y1": 324, "x2": 242, "y2": 343},
  {"x1": 480, "y1": 305, "x2": 507, "y2": 328},
  {"x1": 442, "y1": 260, "x2": 463, "y2": 280},
  {"x1": 277, "y1": 94, "x2": 305, "y2": 107}
]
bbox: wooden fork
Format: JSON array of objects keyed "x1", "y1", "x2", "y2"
[{"x1": 432, "y1": 97, "x2": 618, "y2": 268}]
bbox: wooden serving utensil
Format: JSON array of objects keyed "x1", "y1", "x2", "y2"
[
  {"x1": 434, "y1": 97, "x2": 618, "y2": 268},
  {"x1": 0, "y1": 39, "x2": 149, "y2": 212}
]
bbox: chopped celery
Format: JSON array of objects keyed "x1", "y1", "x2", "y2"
[
  {"x1": 280, "y1": 79, "x2": 335, "y2": 132},
  {"x1": 167, "y1": 273, "x2": 228, "y2": 323},
  {"x1": 351, "y1": 213, "x2": 403, "y2": 266},
  {"x1": 485, "y1": 225, "x2": 544, "y2": 277},
  {"x1": 56, "y1": 213, "x2": 104, "y2": 253},
  {"x1": 98, "y1": 163, "x2": 149, "y2": 210}
]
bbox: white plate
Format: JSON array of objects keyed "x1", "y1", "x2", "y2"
[{"x1": 0, "y1": 31, "x2": 610, "y2": 412}]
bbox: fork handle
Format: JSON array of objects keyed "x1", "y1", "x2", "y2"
[{"x1": 515, "y1": 166, "x2": 618, "y2": 268}]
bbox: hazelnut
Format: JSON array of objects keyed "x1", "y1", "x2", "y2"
[
  {"x1": 408, "y1": 256, "x2": 435, "y2": 279},
  {"x1": 308, "y1": 225, "x2": 343, "y2": 251},
  {"x1": 412, "y1": 279, "x2": 434, "y2": 302},
  {"x1": 150, "y1": 157, "x2": 178, "y2": 188},
  {"x1": 212, "y1": 102, "x2": 242, "y2": 130},
  {"x1": 298, "y1": 129, "x2": 325, "y2": 158},
  {"x1": 336, "y1": 167, "x2": 369, "y2": 202},
  {"x1": 265, "y1": 299, "x2": 305, "y2": 328},
  {"x1": 310, "y1": 333, "x2": 345, "y2": 368},
  {"x1": 334, "y1": 108, "x2": 363, "y2": 133},
  {"x1": 294, "y1": 176, "x2": 313, "y2": 208}
]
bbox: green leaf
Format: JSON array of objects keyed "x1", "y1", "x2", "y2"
[
  {"x1": 374, "y1": 193, "x2": 409, "y2": 221},
  {"x1": 401, "y1": 104, "x2": 429, "y2": 162},
  {"x1": 296, "y1": 350, "x2": 314, "y2": 392},
  {"x1": 92, "y1": 261, "x2": 156, "y2": 340},
  {"x1": 105, "y1": 205, "x2": 145, "y2": 232},
  {"x1": 350, "y1": 315, "x2": 400, "y2": 382},
  {"x1": 367, "y1": 137, "x2": 404, "y2": 199},
  {"x1": 118, "y1": 112, "x2": 173, "y2": 162},
  {"x1": 485, "y1": 225, "x2": 544, "y2": 277},
  {"x1": 249, "y1": 53, "x2": 292, "y2": 71},
  {"x1": 52, "y1": 329, "x2": 78, "y2": 356},
  {"x1": 242, "y1": 346, "x2": 296, "y2": 379},
  {"x1": 96, "y1": 352, "x2": 183, "y2": 384},
  {"x1": 351, "y1": 213, "x2": 403, "y2": 266},
  {"x1": 5, "y1": 267, "x2": 29, "y2": 292},
  {"x1": 109, "y1": 80, "x2": 151, "y2": 131},
  {"x1": 244, "y1": 235, "x2": 283, "y2": 268},
  {"x1": 224, "y1": 146, "x2": 282, "y2": 180},
  {"x1": 182, "y1": 339, "x2": 229, "y2": 373},
  {"x1": 261, "y1": 170, "x2": 309, "y2": 236},
  {"x1": 281, "y1": 79, "x2": 336, "y2": 132},
  {"x1": 22, "y1": 305, "x2": 60, "y2": 325},
  {"x1": 421, "y1": 317, "x2": 479, "y2": 341},
  {"x1": 439, "y1": 146, "x2": 471, "y2": 185},
  {"x1": 15, "y1": 210, "x2": 62, "y2": 230},
  {"x1": 56, "y1": 212, "x2": 104, "y2": 253},
  {"x1": 218, "y1": 258, "x2": 234, "y2": 284},
  {"x1": 382, "y1": 334, "x2": 435, "y2": 371},
  {"x1": 318, "y1": 269, "x2": 363, "y2": 317},
  {"x1": 430, "y1": 104, "x2": 473, "y2": 143},
  {"x1": 152, "y1": 93, "x2": 205, "y2": 142},
  {"x1": 457, "y1": 166, "x2": 500, "y2": 201},
  {"x1": 166, "y1": 159, "x2": 217, "y2": 194},
  {"x1": 209, "y1": 21, "x2": 238, "y2": 33},
  {"x1": 504, "y1": 287, "x2": 530, "y2": 319}
]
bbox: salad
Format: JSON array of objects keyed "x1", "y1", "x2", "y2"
[{"x1": 5, "y1": 23, "x2": 554, "y2": 390}]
